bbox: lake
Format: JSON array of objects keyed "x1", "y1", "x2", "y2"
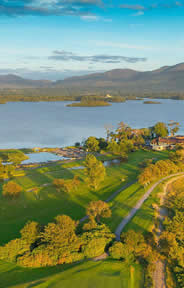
[
  {"x1": 0, "y1": 99, "x2": 184, "y2": 149},
  {"x1": 22, "y1": 152, "x2": 66, "y2": 164}
]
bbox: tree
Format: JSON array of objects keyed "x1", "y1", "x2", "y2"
[
  {"x1": 0, "y1": 163, "x2": 15, "y2": 180},
  {"x1": 168, "y1": 121, "x2": 180, "y2": 136},
  {"x1": 109, "y1": 241, "x2": 125, "y2": 259},
  {"x1": 42, "y1": 215, "x2": 78, "y2": 247},
  {"x1": 86, "y1": 200, "x2": 111, "y2": 223},
  {"x1": 97, "y1": 138, "x2": 108, "y2": 150},
  {"x1": 53, "y1": 176, "x2": 80, "y2": 193},
  {"x1": 116, "y1": 122, "x2": 132, "y2": 141},
  {"x1": 83, "y1": 216, "x2": 97, "y2": 231},
  {"x1": 104, "y1": 124, "x2": 113, "y2": 142},
  {"x1": 107, "y1": 139, "x2": 120, "y2": 155},
  {"x1": 3, "y1": 181, "x2": 22, "y2": 198},
  {"x1": 82, "y1": 224, "x2": 114, "y2": 258},
  {"x1": 84, "y1": 154, "x2": 106, "y2": 190},
  {"x1": 53, "y1": 178, "x2": 65, "y2": 190},
  {"x1": 85, "y1": 137, "x2": 99, "y2": 152},
  {"x1": 7, "y1": 152, "x2": 28, "y2": 166},
  {"x1": 20, "y1": 221, "x2": 41, "y2": 246},
  {"x1": 169, "y1": 150, "x2": 184, "y2": 163},
  {"x1": 153, "y1": 122, "x2": 168, "y2": 138}
]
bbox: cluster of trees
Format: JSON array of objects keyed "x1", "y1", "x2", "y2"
[
  {"x1": 0, "y1": 88, "x2": 81, "y2": 103},
  {"x1": 53, "y1": 176, "x2": 80, "y2": 193},
  {"x1": 2, "y1": 87, "x2": 184, "y2": 102},
  {"x1": 109, "y1": 230, "x2": 159, "y2": 287},
  {"x1": 138, "y1": 159, "x2": 183, "y2": 187},
  {"x1": 169, "y1": 148, "x2": 184, "y2": 163},
  {"x1": 2, "y1": 181, "x2": 22, "y2": 198},
  {"x1": 0, "y1": 150, "x2": 28, "y2": 180},
  {"x1": 84, "y1": 122, "x2": 147, "y2": 162},
  {"x1": 0, "y1": 201, "x2": 114, "y2": 267},
  {"x1": 81, "y1": 121, "x2": 181, "y2": 167},
  {"x1": 0, "y1": 162, "x2": 15, "y2": 180},
  {"x1": 84, "y1": 136, "x2": 108, "y2": 152},
  {"x1": 159, "y1": 179, "x2": 184, "y2": 287},
  {"x1": 151, "y1": 121, "x2": 180, "y2": 138},
  {"x1": 0, "y1": 90, "x2": 126, "y2": 104}
]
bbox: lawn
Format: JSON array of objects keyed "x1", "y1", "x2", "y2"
[
  {"x1": 0, "y1": 149, "x2": 168, "y2": 245},
  {"x1": 124, "y1": 174, "x2": 183, "y2": 234},
  {"x1": 0, "y1": 259, "x2": 144, "y2": 288},
  {"x1": 0, "y1": 149, "x2": 170, "y2": 288}
]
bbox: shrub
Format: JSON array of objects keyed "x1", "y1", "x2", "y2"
[
  {"x1": 109, "y1": 242, "x2": 125, "y2": 259},
  {"x1": 82, "y1": 238, "x2": 107, "y2": 258}
]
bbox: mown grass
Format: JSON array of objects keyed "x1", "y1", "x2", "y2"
[
  {"x1": 0, "y1": 149, "x2": 169, "y2": 288},
  {"x1": 124, "y1": 175, "x2": 179, "y2": 234},
  {"x1": 0, "y1": 259, "x2": 144, "y2": 288},
  {"x1": 0, "y1": 150, "x2": 168, "y2": 245}
]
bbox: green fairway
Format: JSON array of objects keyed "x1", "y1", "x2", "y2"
[
  {"x1": 0, "y1": 149, "x2": 169, "y2": 288},
  {"x1": 124, "y1": 175, "x2": 182, "y2": 234},
  {"x1": 0, "y1": 260, "x2": 144, "y2": 288},
  {"x1": 123, "y1": 184, "x2": 161, "y2": 234},
  {"x1": 0, "y1": 150, "x2": 168, "y2": 245},
  {"x1": 106, "y1": 182, "x2": 146, "y2": 231}
]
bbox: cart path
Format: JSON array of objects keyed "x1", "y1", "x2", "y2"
[
  {"x1": 115, "y1": 172, "x2": 184, "y2": 241},
  {"x1": 153, "y1": 173, "x2": 184, "y2": 288}
]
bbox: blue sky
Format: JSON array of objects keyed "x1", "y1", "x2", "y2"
[{"x1": 0, "y1": 0, "x2": 184, "y2": 80}]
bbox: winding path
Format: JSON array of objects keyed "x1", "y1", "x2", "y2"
[
  {"x1": 153, "y1": 173, "x2": 184, "y2": 288},
  {"x1": 115, "y1": 172, "x2": 184, "y2": 241}
]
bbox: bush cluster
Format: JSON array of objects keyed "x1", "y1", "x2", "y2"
[
  {"x1": 138, "y1": 159, "x2": 184, "y2": 187},
  {"x1": 0, "y1": 201, "x2": 114, "y2": 267}
]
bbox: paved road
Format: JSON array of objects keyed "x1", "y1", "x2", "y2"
[{"x1": 115, "y1": 172, "x2": 184, "y2": 241}]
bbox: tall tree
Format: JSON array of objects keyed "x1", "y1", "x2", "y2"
[
  {"x1": 84, "y1": 154, "x2": 106, "y2": 190},
  {"x1": 168, "y1": 121, "x2": 180, "y2": 136},
  {"x1": 153, "y1": 122, "x2": 168, "y2": 138},
  {"x1": 85, "y1": 137, "x2": 99, "y2": 152}
]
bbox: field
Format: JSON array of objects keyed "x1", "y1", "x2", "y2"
[
  {"x1": 0, "y1": 149, "x2": 168, "y2": 244},
  {"x1": 0, "y1": 149, "x2": 169, "y2": 287},
  {"x1": 0, "y1": 260, "x2": 144, "y2": 288}
]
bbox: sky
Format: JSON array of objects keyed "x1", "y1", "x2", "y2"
[{"x1": 0, "y1": 0, "x2": 184, "y2": 80}]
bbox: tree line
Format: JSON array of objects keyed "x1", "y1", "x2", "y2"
[{"x1": 159, "y1": 178, "x2": 184, "y2": 287}]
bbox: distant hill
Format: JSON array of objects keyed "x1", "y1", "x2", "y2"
[
  {"x1": 0, "y1": 74, "x2": 51, "y2": 88},
  {"x1": 53, "y1": 63, "x2": 184, "y2": 93},
  {"x1": 1, "y1": 63, "x2": 184, "y2": 93}
]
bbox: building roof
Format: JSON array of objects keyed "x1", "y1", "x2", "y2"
[{"x1": 151, "y1": 136, "x2": 184, "y2": 145}]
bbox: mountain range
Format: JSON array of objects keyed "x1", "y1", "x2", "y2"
[{"x1": 1, "y1": 63, "x2": 184, "y2": 93}]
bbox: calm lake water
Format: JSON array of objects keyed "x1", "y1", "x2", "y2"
[
  {"x1": 22, "y1": 152, "x2": 65, "y2": 164},
  {"x1": 0, "y1": 99, "x2": 184, "y2": 149}
]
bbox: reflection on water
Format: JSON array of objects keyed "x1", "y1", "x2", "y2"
[{"x1": 103, "y1": 159, "x2": 121, "y2": 167}]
